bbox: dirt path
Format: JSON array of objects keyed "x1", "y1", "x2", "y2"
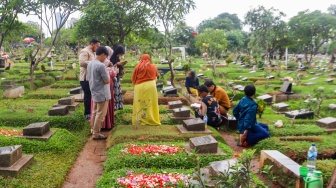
[{"x1": 62, "y1": 131, "x2": 110, "y2": 188}]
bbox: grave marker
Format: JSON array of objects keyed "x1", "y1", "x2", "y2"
[
  {"x1": 330, "y1": 74, "x2": 336, "y2": 78},
  {"x1": 58, "y1": 97, "x2": 74, "y2": 105},
  {"x1": 23, "y1": 122, "x2": 50, "y2": 136},
  {"x1": 329, "y1": 104, "x2": 336, "y2": 111},
  {"x1": 316, "y1": 117, "x2": 336, "y2": 129},
  {"x1": 209, "y1": 159, "x2": 238, "y2": 176},
  {"x1": 279, "y1": 81, "x2": 293, "y2": 94},
  {"x1": 189, "y1": 135, "x2": 218, "y2": 154},
  {"x1": 326, "y1": 78, "x2": 334, "y2": 83},
  {"x1": 69, "y1": 87, "x2": 82, "y2": 94},
  {"x1": 285, "y1": 110, "x2": 314, "y2": 119},
  {"x1": 182, "y1": 118, "x2": 205, "y2": 131},
  {"x1": 48, "y1": 106, "x2": 69, "y2": 116},
  {"x1": 303, "y1": 82, "x2": 315, "y2": 86},
  {"x1": 168, "y1": 100, "x2": 183, "y2": 109},
  {"x1": 172, "y1": 107, "x2": 190, "y2": 117},
  {"x1": 266, "y1": 75, "x2": 275, "y2": 79},
  {"x1": 241, "y1": 77, "x2": 248, "y2": 81},
  {"x1": 162, "y1": 86, "x2": 177, "y2": 95},
  {"x1": 257, "y1": 94, "x2": 273, "y2": 103},
  {"x1": 272, "y1": 102, "x2": 290, "y2": 113}
]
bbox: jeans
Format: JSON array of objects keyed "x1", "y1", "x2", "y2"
[{"x1": 80, "y1": 80, "x2": 91, "y2": 116}]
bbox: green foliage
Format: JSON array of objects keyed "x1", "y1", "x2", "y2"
[
  {"x1": 197, "y1": 12, "x2": 242, "y2": 33},
  {"x1": 225, "y1": 57, "x2": 233, "y2": 65},
  {"x1": 269, "y1": 124, "x2": 325, "y2": 137},
  {"x1": 195, "y1": 29, "x2": 228, "y2": 60}
]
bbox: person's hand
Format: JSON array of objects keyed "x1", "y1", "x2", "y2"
[
  {"x1": 117, "y1": 61, "x2": 126, "y2": 66},
  {"x1": 107, "y1": 62, "x2": 112, "y2": 67}
]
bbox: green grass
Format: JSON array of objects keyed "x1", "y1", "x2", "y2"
[
  {"x1": 302, "y1": 160, "x2": 336, "y2": 187},
  {"x1": 269, "y1": 124, "x2": 325, "y2": 137}
]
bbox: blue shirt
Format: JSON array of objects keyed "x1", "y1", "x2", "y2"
[
  {"x1": 185, "y1": 77, "x2": 199, "y2": 93},
  {"x1": 233, "y1": 96, "x2": 258, "y2": 134}
]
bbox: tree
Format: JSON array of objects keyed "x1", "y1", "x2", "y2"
[
  {"x1": 76, "y1": 0, "x2": 150, "y2": 45},
  {"x1": 226, "y1": 30, "x2": 245, "y2": 53},
  {"x1": 0, "y1": 0, "x2": 36, "y2": 50},
  {"x1": 27, "y1": 0, "x2": 82, "y2": 89},
  {"x1": 328, "y1": 4, "x2": 336, "y2": 16},
  {"x1": 288, "y1": 10, "x2": 336, "y2": 63},
  {"x1": 171, "y1": 22, "x2": 200, "y2": 56},
  {"x1": 197, "y1": 12, "x2": 242, "y2": 33},
  {"x1": 195, "y1": 29, "x2": 227, "y2": 75},
  {"x1": 146, "y1": 0, "x2": 195, "y2": 86},
  {"x1": 244, "y1": 6, "x2": 286, "y2": 61}
]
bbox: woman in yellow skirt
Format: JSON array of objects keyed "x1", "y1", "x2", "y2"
[{"x1": 131, "y1": 54, "x2": 161, "y2": 126}]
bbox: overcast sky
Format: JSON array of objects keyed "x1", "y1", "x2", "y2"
[{"x1": 19, "y1": 0, "x2": 335, "y2": 35}]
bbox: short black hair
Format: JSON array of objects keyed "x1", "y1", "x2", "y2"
[
  {"x1": 95, "y1": 46, "x2": 109, "y2": 56},
  {"x1": 204, "y1": 79, "x2": 215, "y2": 87},
  {"x1": 244, "y1": 84, "x2": 256, "y2": 97},
  {"x1": 89, "y1": 38, "x2": 100, "y2": 45},
  {"x1": 197, "y1": 85, "x2": 209, "y2": 93}
]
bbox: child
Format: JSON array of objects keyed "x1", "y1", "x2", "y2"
[{"x1": 233, "y1": 85, "x2": 270, "y2": 147}]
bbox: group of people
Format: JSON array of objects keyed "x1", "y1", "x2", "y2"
[
  {"x1": 79, "y1": 39, "x2": 125, "y2": 140},
  {"x1": 186, "y1": 70, "x2": 270, "y2": 147}
]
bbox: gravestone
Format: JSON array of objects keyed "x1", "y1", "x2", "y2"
[
  {"x1": 309, "y1": 72, "x2": 315, "y2": 75},
  {"x1": 166, "y1": 81, "x2": 172, "y2": 86},
  {"x1": 280, "y1": 78, "x2": 289, "y2": 82},
  {"x1": 304, "y1": 98, "x2": 317, "y2": 103},
  {"x1": 285, "y1": 110, "x2": 314, "y2": 119},
  {"x1": 316, "y1": 73, "x2": 322, "y2": 76},
  {"x1": 168, "y1": 100, "x2": 183, "y2": 109},
  {"x1": 228, "y1": 82, "x2": 235, "y2": 86},
  {"x1": 69, "y1": 87, "x2": 82, "y2": 94},
  {"x1": 310, "y1": 77, "x2": 318, "y2": 80},
  {"x1": 257, "y1": 94, "x2": 273, "y2": 103},
  {"x1": 172, "y1": 107, "x2": 190, "y2": 117},
  {"x1": 266, "y1": 75, "x2": 275, "y2": 79},
  {"x1": 58, "y1": 97, "x2": 74, "y2": 105},
  {"x1": 222, "y1": 114, "x2": 238, "y2": 130},
  {"x1": 303, "y1": 82, "x2": 315, "y2": 86},
  {"x1": 233, "y1": 85, "x2": 244, "y2": 91},
  {"x1": 325, "y1": 78, "x2": 334, "y2": 83},
  {"x1": 329, "y1": 104, "x2": 336, "y2": 111},
  {"x1": 55, "y1": 75, "x2": 63, "y2": 81},
  {"x1": 279, "y1": 81, "x2": 293, "y2": 94},
  {"x1": 209, "y1": 159, "x2": 238, "y2": 176},
  {"x1": 249, "y1": 71, "x2": 256, "y2": 74},
  {"x1": 183, "y1": 118, "x2": 205, "y2": 131},
  {"x1": 189, "y1": 135, "x2": 218, "y2": 154},
  {"x1": 156, "y1": 82, "x2": 163, "y2": 89},
  {"x1": 3, "y1": 86, "x2": 25, "y2": 99},
  {"x1": 0, "y1": 145, "x2": 34, "y2": 176},
  {"x1": 272, "y1": 102, "x2": 289, "y2": 113},
  {"x1": 316, "y1": 117, "x2": 336, "y2": 129},
  {"x1": 48, "y1": 106, "x2": 69, "y2": 116},
  {"x1": 23, "y1": 122, "x2": 50, "y2": 136},
  {"x1": 162, "y1": 86, "x2": 177, "y2": 95},
  {"x1": 197, "y1": 73, "x2": 204, "y2": 78},
  {"x1": 329, "y1": 74, "x2": 336, "y2": 78},
  {"x1": 241, "y1": 77, "x2": 248, "y2": 81}
]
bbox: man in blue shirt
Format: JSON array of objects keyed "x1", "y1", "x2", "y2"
[
  {"x1": 233, "y1": 85, "x2": 270, "y2": 146},
  {"x1": 87, "y1": 46, "x2": 111, "y2": 140}
]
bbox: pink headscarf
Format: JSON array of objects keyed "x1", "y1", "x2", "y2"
[{"x1": 104, "y1": 46, "x2": 114, "y2": 66}]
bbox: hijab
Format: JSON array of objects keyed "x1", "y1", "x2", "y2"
[
  {"x1": 103, "y1": 46, "x2": 114, "y2": 66},
  {"x1": 132, "y1": 54, "x2": 158, "y2": 85}
]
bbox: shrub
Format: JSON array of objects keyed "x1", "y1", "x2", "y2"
[
  {"x1": 225, "y1": 57, "x2": 233, "y2": 65},
  {"x1": 34, "y1": 80, "x2": 45, "y2": 88}
]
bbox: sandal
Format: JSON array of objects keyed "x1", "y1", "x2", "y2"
[{"x1": 93, "y1": 134, "x2": 107, "y2": 140}]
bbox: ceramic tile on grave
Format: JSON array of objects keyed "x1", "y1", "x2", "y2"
[
  {"x1": 304, "y1": 98, "x2": 317, "y2": 103},
  {"x1": 233, "y1": 85, "x2": 244, "y2": 90},
  {"x1": 209, "y1": 159, "x2": 238, "y2": 176},
  {"x1": 272, "y1": 102, "x2": 289, "y2": 112},
  {"x1": 183, "y1": 118, "x2": 205, "y2": 131},
  {"x1": 189, "y1": 135, "x2": 218, "y2": 154},
  {"x1": 316, "y1": 117, "x2": 336, "y2": 129},
  {"x1": 226, "y1": 114, "x2": 238, "y2": 130},
  {"x1": 310, "y1": 77, "x2": 318, "y2": 80},
  {"x1": 0, "y1": 145, "x2": 22, "y2": 167},
  {"x1": 173, "y1": 107, "x2": 190, "y2": 117},
  {"x1": 23, "y1": 122, "x2": 50, "y2": 136},
  {"x1": 316, "y1": 73, "x2": 322, "y2": 76},
  {"x1": 197, "y1": 74, "x2": 204, "y2": 78},
  {"x1": 241, "y1": 77, "x2": 248, "y2": 81},
  {"x1": 69, "y1": 87, "x2": 82, "y2": 94},
  {"x1": 168, "y1": 100, "x2": 183, "y2": 109},
  {"x1": 228, "y1": 82, "x2": 235, "y2": 86},
  {"x1": 266, "y1": 76, "x2": 275, "y2": 79},
  {"x1": 329, "y1": 104, "x2": 336, "y2": 110},
  {"x1": 284, "y1": 110, "x2": 314, "y2": 119},
  {"x1": 249, "y1": 71, "x2": 256, "y2": 74},
  {"x1": 156, "y1": 82, "x2": 163, "y2": 89},
  {"x1": 257, "y1": 94, "x2": 273, "y2": 103}
]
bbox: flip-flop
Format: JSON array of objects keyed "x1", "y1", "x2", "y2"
[{"x1": 93, "y1": 134, "x2": 107, "y2": 140}]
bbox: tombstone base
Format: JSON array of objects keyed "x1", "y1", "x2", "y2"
[
  {"x1": 53, "y1": 102, "x2": 80, "y2": 111},
  {"x1": 176, "y1": 125, "x2": 213, "y2": 134},
  {"x1": 16, "y1": 130, "x2": 56, "y2": 141},
  {"x1": 184, "y1": 143, "x2": 225, "y2": 156},
  {"x1": 171, "y1": 115, "x2": 195, "y2": 121},
  {"x1": 0, "y1": 155, "x2": 34, "y2": 176}
]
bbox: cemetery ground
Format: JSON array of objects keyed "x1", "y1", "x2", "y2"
[{"x1": 0, "y1": 52, "x2": 336, "y2": 188}]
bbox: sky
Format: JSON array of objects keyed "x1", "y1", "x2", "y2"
[{"x1": 18, "y1": 0, "x2": 335, "y2": 35}]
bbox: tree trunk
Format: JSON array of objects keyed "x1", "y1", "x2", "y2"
[
  {"x1": 0, "y1": 36, "x2": 4, "y2": 52},
  {"x1": 29, "y1": 64, "x2": 35, "y2": 90},
  {"x1": 168, "y1": 42, "x2": 175, "y2": 87}
]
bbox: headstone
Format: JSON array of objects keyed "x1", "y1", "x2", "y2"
[
  {"x1": 223, "y1": 114, "x2": 238, "y2": 130},
  {"x1": 266, "y1": 75, "x2": 275, "y2": 79},
  {"x1": 228, "y1": 82, "x2": 235, "y2": 86},
  {"x1": 304, "y1": 98, "x2": 316, "y2": 103},
  {"x1": 0, "y1": 145, "x2": 22, "y2": 167},
  {"x1": 233, "y1": 85, "x2": 244, "y2": 91},
  {"x1": 156, "y1": 82, "x2": 163, "y2": 89},
  {"x1": 167, "y1": 81, "x2": 172, "y2": 86},
  {"x1": 241, "y1": 77, "x2": 248, "y2": 81},
  {"x1": 316, "y1": 117, "x2": 336, "y2": 129},
  {"x1": 162, "y1": 86, "x2": 177, "y2": 95},
  {"x1": 69, "y1": 87, "x2": 82, "y2": 94},
  {"x1": 58, "y1": 97, "x2": 74, "y2": 105},
  {"x1": 23, "y1": 122, "x2": 50, "y2": 136},
  {"x1": 329, "y1": 74, "x2": 336, "y2": 78},
  {"x1": 329, "y1": 104, "x2": 336, "y2": 110},
  {"x1": 303, "y1": 82, "x2": 315, "y2": 86},
  {"x1": 209, "y1": 159, "x2": 238, "y2": 176},
  {"x1": 257, "y1": 94, "x2": 273, "y2": 103},
  {"x1": 55, "y1": 75, "x2": 63, "y2": 81},
  {"x1": 183, "y1": 118, "x2": 205, "y2": 131},
  {"x1": 325, "y1": 78, "x2": 334, "y2": 83},
  {"x1": 309, "y1": 72, "x2": 315, "y2": 75},
  {"x1": 3, "y1": 86, "x2": 25, "y2": 99},
  {"x1": 48, "y1": 106, "x2": 69, "y2": 116},
  {"x1": 172, "y1": 107, "x2": 190, "y2": 117},
  {"x1": 168, "y1": 100, "x2": 183, "y2": 109},
  {"x1": 315, "y1": 73, "x2": 322, "y2": 76},
  {"x1": 310, "y1": 77, "x2": 318, "y2": 80},
  {"x1": 249, "y1": 71, "x2": 256, "y2": 74},
  {"x1": 189, "y1": 135, "x2": 218, "y2": 154},
  {"x1": 284, "y1": 110, "x2": 314, "y2": 119},
  {"x1": 280, "y1": 78, "x2": 289, "y2": 82},
  {"x1": 279, "y1": 81, "x2": 293, "y2": 94},
  {"x1": 272, "y1": 102, "x2": 289, "y2": 112},
  {"x1": 197, "y1": 73, "x2": 204, "y2": 78}
]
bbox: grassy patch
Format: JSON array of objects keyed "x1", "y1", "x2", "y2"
[
  {"x1": 302, "y1": 160, "x2": 336, "y2": 187},
  {"x1": 269, "y1": 124, "x2": 325, "y2": 137}
]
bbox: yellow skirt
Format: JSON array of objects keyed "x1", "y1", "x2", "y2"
[
  {"x1": 132, "y1": 80, "x2": 161, "y2": 126},
  {"x1": 185, "y1": 87, "x2": 198, "y2": 96}
]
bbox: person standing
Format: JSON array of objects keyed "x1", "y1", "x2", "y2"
[
  {"x1": 131, "y1": 54, "x2": 161, "y2": 126},
  {"x1": 204, "y1": 80, "x2": 231, "y2": 116},
  {"x1": 110, "y1": 45, "x2": 126, "y2": 110},
  {"x1": 87, "y1": 46, "x2": 111, "y2": 140},
  {"x1": 79, "y1": 38, "x2": 100, "y2": 119},
  {"x1": 185, "y1": 70, "x2": 199, "y2": 96}
]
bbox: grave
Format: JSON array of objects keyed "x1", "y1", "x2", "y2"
[
  {"x1": 233, "y1": 85, "x2": 244, "y2": 91},
  {"x1": 260, "y1": 150, "x2": 303, "y2": 188},
  {"x1": 166, "y1": 81, "x2": 172, "y2": 86},
  {"x1": 303, "y1": 82, "x2": 315, "y2": 86},
  {"x1": 310, "y1": 77, "x2": 318, "y2": 80},
  {"x1": 48, "y1": 106, "x2": 69, "y2": 116},
  {"x1": 197, "y1": 73, "x2": 204, "y2": 78},
  {"x1": 304, "y1": 98, "x2": 316, "y2": 103},
  {"x1": 156, "y1": 82, "x2": 163, "y2": 89},
  {"x1": 325, "y1": 78, "x2": 334, "y2": 83},
  {"x1": 3, "y1": 86, "x2": 24, "y2": 99},
  {"x1": 284, "y1": 109, "x2": 314, "y2": 119},
  {"x1": 316, "y1": 117, "x2": 336, "y2": 129},
  {"x1": 329, "y1": 104, "x2": 336, "y2": 111},
  {"x1": 177, "y1": 118, "x2": 213, "y2": 134},
  {"x1": 17, "y1": 122, "x2": 56, "y2": 141},
  {"x1": 329, "y1": 74, "x2": 336, "y2": 78},
  {"x1": 172, "y1": 107, "x2": 190, "y2": 117},
  {"x1": 0, "y1": 145, "x2": 34, "y2": 176},
  {"x1": 279, "y1": 81, "x2": 293, "y2": 94},
  {"x1": 53, "y1": 97, "x2": 79, "y2": 111},
  {"x1": 309, "y1": 72, "x2": 315, "y2": 75},
  {"x1": 257, "y1": 94, "x2": 273, "y2": 103},
  {"x1": 249, "y1": 71, "x2": 256, "y2": 74},
  {"x1": 189, "y1": 135, "x2": 218, "y2": 154},
  {"x1": 272, "y1": 102, "x2": 290, "y2": 113},
  {"x1": 222, "y1": 114, "x2": 238, "y2": 130},
  {"x1": 55, "y1": 75, "x2": 63, "y2": 81},
  {"x1": 266, "y1": 75, "x2": 275, "y2": 79},
  {"x1": 228, "y1": 82, "x2": 235, "y2": 86},
  {"x1": 162, "y1": 86, "x2": 177, "y2": 96},
  {"x1": 168, "y1": 100, "x2": 183, "y2": 109},
  {"x1": 241, "y1": 77, "x2": 248, "y2": 81},
  {"x1": 69, "y1": 86, "x2": 82, "y2": 94},
  {"x1": 209, "y1": 158, "x2": 238, "y2": 176},
  {"x1": 315, "y1": 73, "x2": 322, "y2": 76}
]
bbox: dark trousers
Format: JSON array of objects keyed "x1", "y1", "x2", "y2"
[
  {"x1": 247, "y1": 123, "x2": 270, "y2": 146},
  {"x1": 80, "y1": 81, "x2": 91, "y2": 116}
]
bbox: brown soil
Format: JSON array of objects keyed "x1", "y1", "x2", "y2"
[{"x1": 62, "y1": 131, "x2": 110, "y2": 188}]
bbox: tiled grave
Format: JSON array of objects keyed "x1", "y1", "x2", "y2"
[
  {"x1": 316, "y1": 117, "x2": 336, "y2": 129},
  {"x1": 17, "y1": 122, "x2": 56, "y2": 141},
  {"x1": 257, "y1": 94, "x2": 273, "y2": 103},
  {"x1": 272, "y1": 102, "x2": 289, "y2": 113},
  {"x1": 189, "y1": 135, "x2": 218, "y2": 154},
  {"x1": 48, "y1": 106, "x2": 69, "y2": 116},
  {"x1": 284, "y1": 110, "x2": 314, "y2": 119}
]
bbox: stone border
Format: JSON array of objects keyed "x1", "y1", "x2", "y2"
[
  {"x1": 183, "y1": 143, "x2": 226, "y2": 156},
  {"x1": 0, "y1": 155, "x2": 34, "y2": 176},
  {"x1": 176, "y1": 125, "x2": 213, "y2": 134},
  {"x1": 16, "y1": 130, "x2": 56, "y2": 141}
]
